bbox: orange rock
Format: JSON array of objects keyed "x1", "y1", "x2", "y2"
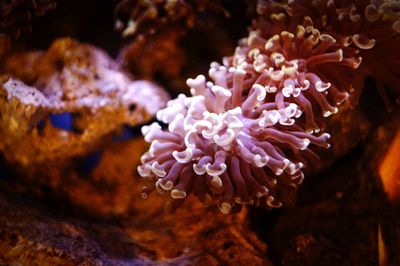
[{"x1": 379, "y1": 129, "x2": 400, "y2": 203}]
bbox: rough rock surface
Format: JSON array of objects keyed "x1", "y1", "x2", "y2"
[
  {"x1": 0, "y1": 181, "x2": 270, "y2": 265},
  {"x1": 0, "y1": 38, "x2": 169, "y2": 172}
]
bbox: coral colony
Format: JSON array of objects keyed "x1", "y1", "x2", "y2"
[
  {"x1": 138, "y1": 0, "x2": 400, "y2": 213},
  {"x1": 0, "y1": 38, "x2": 168, "y2": 168}
]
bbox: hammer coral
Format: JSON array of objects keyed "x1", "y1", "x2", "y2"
[{"x1": 138, "y1": 0, "x2": 400, "y2": 213}]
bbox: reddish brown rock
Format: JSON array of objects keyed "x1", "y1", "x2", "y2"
[{"x1": 0, "y1": 180, "x2": 271, "y2": 265}]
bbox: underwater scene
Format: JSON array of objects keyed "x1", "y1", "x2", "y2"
[{"x1": 0, "y1": 0, "x2": 400, "y2": 265}]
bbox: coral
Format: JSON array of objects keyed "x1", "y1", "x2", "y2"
[
  {"x1": 138, "y1": 0, "x2": 400, "y2": 213},
  {"x1": 115, "y1": 0, "x2": 236, "y2": 86},
  {"x1": 0, "y1": 38, "x2": 168, "y2": 169},
  {"x1": 114, "y1": 0, "x2": 228, "y2": 37},
  {"x1": 254, "y1": 0, "x2": 400, "y2": 104},
  {"x1": 0, "y1": 0, "x2": 57, "y2": 39},
  {"x1": 119, "y1": 26, "x2": 185, "y2": 79},
  {"x1": 138, "y1": 30, "x2": 352, "y2": 213}
]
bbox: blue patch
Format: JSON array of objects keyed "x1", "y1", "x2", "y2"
[
  {"x1": 49, "y1": 113, "x2": 73, "y2": 131},
  {"x1": 112, "y1": 125, "x2": 134, "y2": 142}
]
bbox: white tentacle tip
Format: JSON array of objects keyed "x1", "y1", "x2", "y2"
[
  {"x1": 137, "y1": 165, "x2": 151, "y2": 177},
  {"x1": 301, "y1": 139, "x2": 311, "y2": 150},
  {"x1": 171, "y1": 189, "x2": 187, "y2": 199},
  {"x1": 210, "y1": 176, "x2": 223, "y2": 189},
  {"x1": 206, "y1": 163, "x2": 227, "y2": 176},
  {"x1": 193, "y1": 163, "x2": 207, "y2": 175},
  {"x1": 172, "y1": 148, "x2": 193, "y2": 163},
  {"x1": 141, "y1": 191, "x2": 149, "y2": 199},
  {"x1": 252, "y1": 84, "x2": 266, "y2": 101},
  {"x1": 267, "y1": 196, "x2": 282, "y2": 208},
  {"x1": 212, "y1": 85, "x2": 232, "y2": 97},
  {"x1": 158, "y1": 180, "x2": 173, "y2": 191},
  {"x1": 254, "y1": 154, "x2": 269, "y2": 167},
  {"x1": 219, "y1": 202, "x2": 232, "y2": 214},
  {"x1": 151, "y1": 162, "x2": 167, "y2": 177}
]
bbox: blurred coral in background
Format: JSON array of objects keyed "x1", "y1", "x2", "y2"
[{"x1": 0, "y1": 0, "x2": 57, "y2": 39}]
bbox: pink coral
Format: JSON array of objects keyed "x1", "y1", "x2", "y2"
[
  {"x1": 137, "y1": 33, "x2": 354, "y2": 213},
  {"x1": 138, "y1": 0, "x2": 400, "y2": 213},
  {"x1": 255, "y1": 0, "x2": 400, "y2": 104}
]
